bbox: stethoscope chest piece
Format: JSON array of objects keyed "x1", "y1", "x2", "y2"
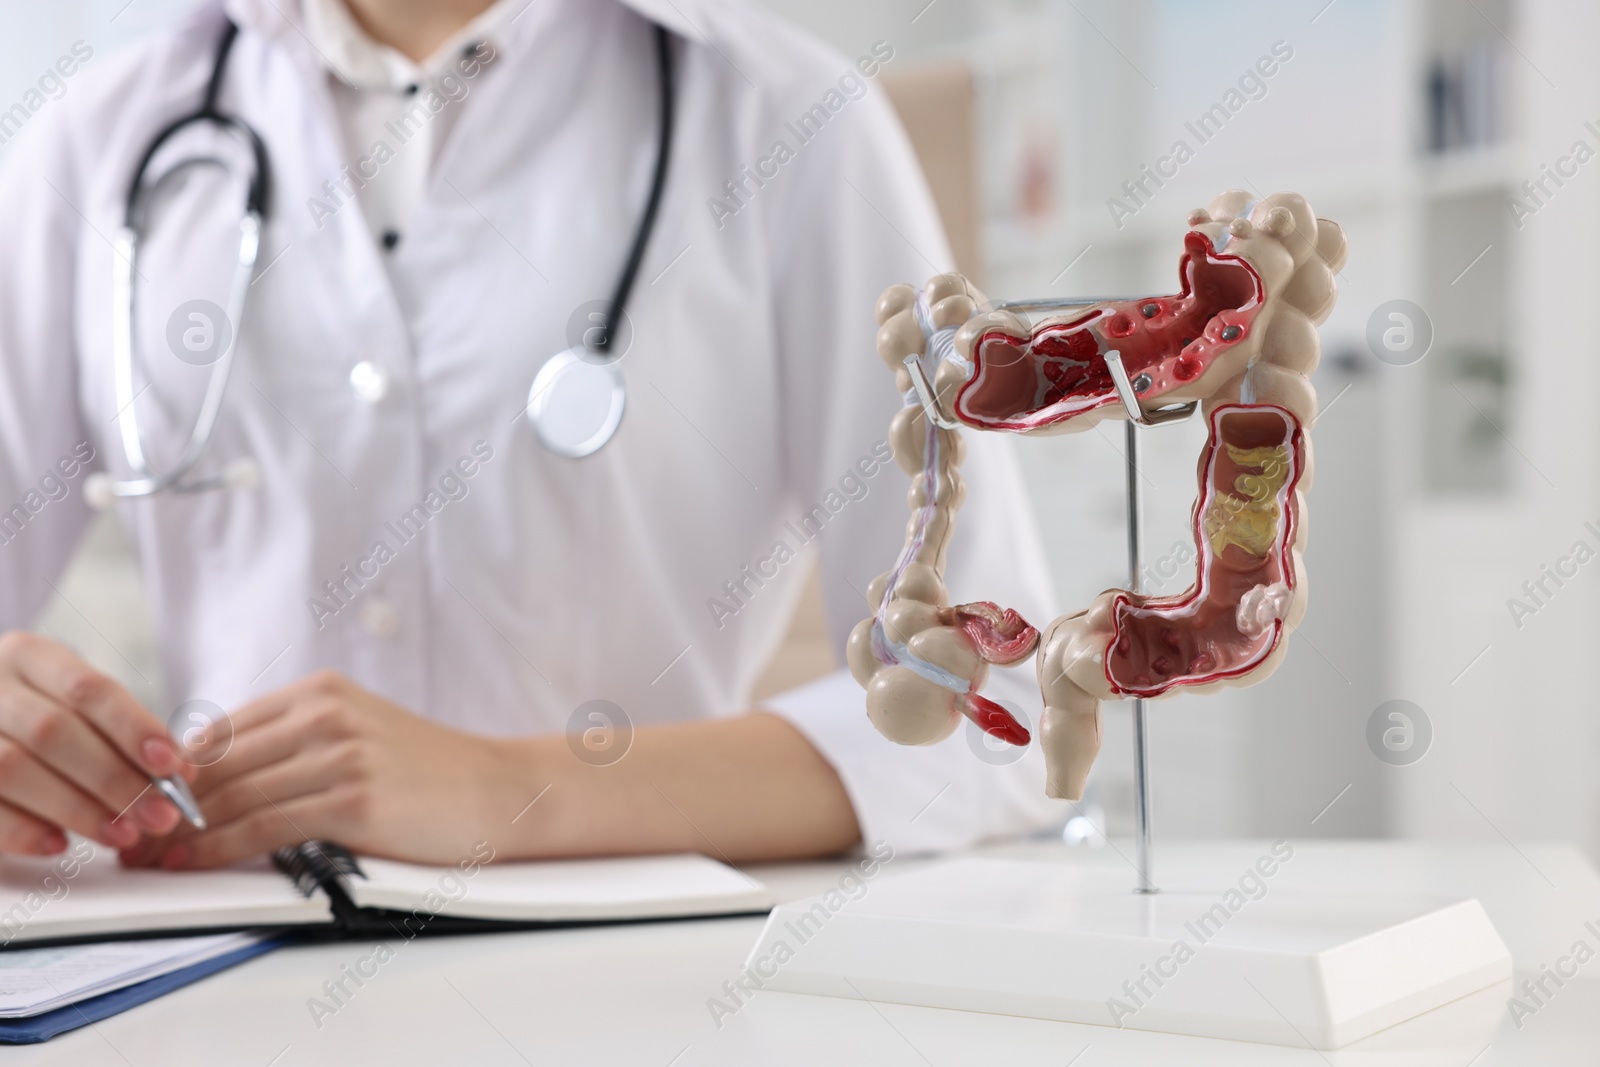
[
  {"x1": 526, "y1": 21, "x2": 674, "y2": 461},
  {"x1": 527, "y1": 349, "x2": 626, "y2": 459}
]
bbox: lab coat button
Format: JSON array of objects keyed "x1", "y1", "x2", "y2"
[
  {"x1": 349, "y1": 360, "x2": 389, "y2": 403},
  {"x1": 359, "y1": 597, "x2": 400, "y2": 638}
]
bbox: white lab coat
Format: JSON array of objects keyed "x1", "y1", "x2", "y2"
[{"x1": 0, "y1": 0, "x2": 1067, "y2": 852}]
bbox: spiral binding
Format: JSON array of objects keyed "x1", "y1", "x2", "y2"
[{"x1": 271, "y1": 841, "x2": 364, "y2": 898}]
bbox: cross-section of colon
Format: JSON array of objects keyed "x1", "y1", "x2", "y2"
[
  {"x1": 850, "y1": 190, "x2": 1346, "y2": 802},
  {"x1": 1106, "y1": 404, "x2": 1302, "y2": 697},
  {"x1": 956, "y1": 232, "x2": 1265, "y2": 431}
]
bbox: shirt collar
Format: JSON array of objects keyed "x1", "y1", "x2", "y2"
[
  {"x1": 222, "y1": 0, "x2": 706, "y2": 66},
  {"x1": 298, "y1": 0, "x2": 521, "y2": 90}
]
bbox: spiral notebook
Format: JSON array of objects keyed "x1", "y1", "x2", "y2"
[{"x1": 0, "y1": 841, "x2": 770, "y2": 950}]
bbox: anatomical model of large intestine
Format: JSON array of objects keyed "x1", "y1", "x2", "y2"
[{"x1": 847, "y1": 191, "x2": 1346, "y2": 801}]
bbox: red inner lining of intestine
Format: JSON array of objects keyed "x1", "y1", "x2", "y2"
[
  {"x1": 957, "y1": 232, "x2": 1265, "y2": 431},
  {"x1": 949, "y1": 601, "x2": 1039, "y2": 746},
  {"x1": 953, "y1": 602, "x2": 1039, "y2": 666},
  {"x1": 1104, "y1": 405, "x2": 1303, "y2": 698}
]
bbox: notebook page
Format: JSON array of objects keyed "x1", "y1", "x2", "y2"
[
  {"x1": 0, "y1": 842, "x2": 331, "y2": 946},
  {"x1": 344, "y1": 853, "x2": 770, "y2": 922}
]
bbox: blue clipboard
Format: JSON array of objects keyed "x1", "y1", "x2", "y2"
[{"x1": 0, "y1": 937, "x2": 286, "y2": 1044}]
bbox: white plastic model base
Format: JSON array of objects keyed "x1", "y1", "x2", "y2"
[{"x1": 746, "y1": 857, "x2": 1511, "y2": 1049}]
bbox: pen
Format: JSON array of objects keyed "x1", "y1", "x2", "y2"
[{"x1": 152, "y1": 776, "x2": 208, "y2": 831}]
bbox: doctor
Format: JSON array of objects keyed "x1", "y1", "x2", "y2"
[{"x1": 0, "y1": 0, "x2": 1062, "y2": 870}]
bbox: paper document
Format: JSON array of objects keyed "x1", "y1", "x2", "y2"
[{"x1": 0, "y1": 932, "x2": 263, "y2": 1018}]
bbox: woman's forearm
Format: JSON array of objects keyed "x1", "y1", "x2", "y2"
[{"x1": 487, "y1": 713, "x2": 862, "y2": 863}]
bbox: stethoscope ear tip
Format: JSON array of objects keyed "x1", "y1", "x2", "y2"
[{"x1": 84, "y1": 473, "x2": 116, "y2": 512}]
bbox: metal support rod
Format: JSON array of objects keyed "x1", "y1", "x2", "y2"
[
  {"x1": 1124, "y1": 418, "x2": 1157, "y2": 895},
  {"x1": 924, "y1": 294, "x2": 1176, "y2": 892},
  {"x1": 970, "y1": 297, "x2": 1183, "y2": 891}
]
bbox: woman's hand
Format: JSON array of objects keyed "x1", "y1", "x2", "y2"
[
  {"x1": 0, "y1": 631, "x2": 190, "y2": 856},
  {"x1": 122, "y1": 670, "x2": 519, "y2": 870},
  {"x1": 122, "y1": 670, "x2": 861, "y2": 870}
]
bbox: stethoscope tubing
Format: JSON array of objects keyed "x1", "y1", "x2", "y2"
[
  {"x1": 108, "y1": 211, "x2": 260, "y2": 498},
  {"x1": 103, "y1": 15, "x2": 676, "y2": 498},
  {"x1": 102, "y1": 18, "x2": 266, "y2": 502},
  {"x1": 589, "y1": 23, "x2": 675, "y2": 359},
  {"x1": 525, "y1": 22, "x2": 676, "y2": 458}
]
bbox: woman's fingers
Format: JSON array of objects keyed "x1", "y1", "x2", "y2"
[
  {"x1": 125, "y1": 685, "x2": 360, "y2": 869},
  {"x1": 1, "y1": 632, "x2": 189, "y2": 783},
  {"x1": 195, "y1": 743, "x2": 352, "y2": 827},
  {"x1": 0, "y1": 798, "x2": 68, "y2": 856},
  {"x1": 190, "y1": 712, "x2": 330, "y2": 800},
  {"x1": 159, "y1": 791, "x2": 344, "y2": 870},
  {"x1": 125, "y1": 737, "x2": 355, "y2": 869},
  {"x1": 117, "y1": 821, "x2": 197, "y2": 868},
  {"x1": 0, "y1": 737, "x2": 140, "y2": 849},
  {"x1": 0, "y1": 632, "x2": 185, "y2": 842},
  {"x1": 219, "y1": 680, "x2": 309, "y2": 738},
  {"x1": 0, "y1": 680, "x2": 171, "y2": 836}
]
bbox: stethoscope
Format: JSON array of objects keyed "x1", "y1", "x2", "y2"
[
  {"x1": 86, "y1": 19, "x2": 267, "y2": 509},
  {"x1": 529, "y1": 21, "x2": 675, "y2": 458},
  {"x1": 87, "y1": 18, "x2": 676, "y2": 508}
]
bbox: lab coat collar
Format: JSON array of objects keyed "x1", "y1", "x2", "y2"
[{"x1": 222, "y1": 0, "x2": 706, "y2": 59}]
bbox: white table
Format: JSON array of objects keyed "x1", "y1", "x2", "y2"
[{"x1": 11, "y1": 840, "x2": 1600, "y2": 1066}]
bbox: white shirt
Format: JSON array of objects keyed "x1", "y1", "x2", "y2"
[
  {"x1": 0, "y1": 0, "x2": 1066, "y2": 853},
  {"x1": 300, "y1": 0, "x2": 521, "y2": 241}
]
